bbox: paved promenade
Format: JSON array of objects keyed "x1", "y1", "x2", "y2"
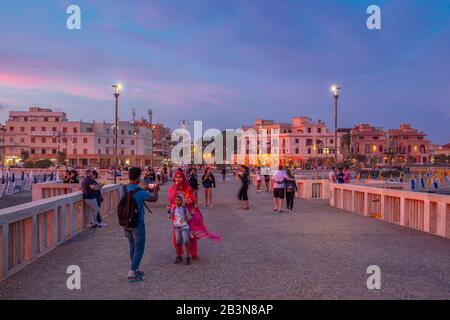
[
  {"x1": 0, "y1": 192, "x2": 32, "y2": 209},
  {"x1": 0, "y1": 180, "x2": 449, "y2": 299}
]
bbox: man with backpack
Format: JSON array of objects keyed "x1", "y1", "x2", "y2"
[{"x1": 118, "y1": 167, "x2": 159, "y2": 282}]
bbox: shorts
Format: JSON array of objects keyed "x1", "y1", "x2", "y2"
[
  {"x1": 174, "y1": 227, "x2": 190, "y2": 246},
  {"x1": 273, "y1": 188, "x2": 285, "y2": 199},
  {"x1": 238, "y1": 185, "x2": 249, "y2": 201}
]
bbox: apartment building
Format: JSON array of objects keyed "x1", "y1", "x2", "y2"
[{"x1": 3, "y1": 107, "x2": 153, "y2": 168}]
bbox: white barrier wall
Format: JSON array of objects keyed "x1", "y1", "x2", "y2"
[{"x1": 330, "y1": 183, "x2": 450, "y2": 239}]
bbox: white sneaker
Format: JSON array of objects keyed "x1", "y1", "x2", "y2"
[
  {"x1": 209, "y1": 205, "x2": 214, "y2": 208},
  {"x1": 98, "y1": 222, "x2": 108, "y2": 228}
]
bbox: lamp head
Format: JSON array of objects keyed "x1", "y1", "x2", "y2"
[
  {"x1": 112, "y1": 83, "x2": 122, "y2": 96},
  {"x1": 331, "y1": 85, "x2": 341, "y2": 97}
]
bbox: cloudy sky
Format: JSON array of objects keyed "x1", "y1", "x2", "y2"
[{"x1": 0, "y1": 0, "x2": 448, "y2": 143}]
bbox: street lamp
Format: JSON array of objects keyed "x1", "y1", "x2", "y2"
[
  {"x1": 331, "y1": 85, "x2": 341, "y2": 166},
  {"x1": 0, "y1": 126, "x2": 6, "y2": 174},
  {"x1": 112, "y1": 83, "x2": 122, "y2": 184}
]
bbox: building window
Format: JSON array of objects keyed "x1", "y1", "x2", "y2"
[
  {"x1": 379, "y1": 145, "x2": 383, "y2": 152},
  {"x1": 9, "y1": 137, "x2": 13, "y2": 143},
  {"x1": 52, "y1": 138, "x2": 57, "y2": 143},
  {"x1": 295, "y1": 148, "x2": 299, "y2": 154},
  {"x1": 295, "y1": 139, "x2": 299, "y2": 144},
  {"x1": 83, "y1": 138, "x2": 88, "y2": 144},
  {"x1": 131, "y1": 140, "x2": 135, "y2": 145},
  {"x1": 306, "y1": 139, "x2": 313, "y2": 146},
  {"x1": 318, "y1": 149, "x2": 323, "y2": 154},
  {"x1": 52, "y1": 127, "x2": 57, "y2": 132},
  {"x1": 83, "y1": 149, "x2": 88, "y2": 155},
  {"x1": 106, "y1": 149, "x2": 109, "y2": 155},
  {"x1": 73, "y1": 127, "x2": 78, "y2": 133},
  {"x1": 131, "y1": 150, "x2": 135, "y2": 155},
  {"x1": 31, "y1": 148, "x2": 35, "y2": 154},
  {"x1": 20, "y1": 127, "x2": 25, "y2": 132},
  {"x1": 121, "y1": 150, "x2": 125, "y2": 155},
  {"x1": 307, "y1": 128, "x2": 312, "y2": 133},
  {"x1": 55, "y1": 117, "x2": 59, "y2": 122},
  {"x1": 121, "y1": 129, "x2": 125, "y2": 135},
  {"x1": 41, "y1": 127, "x2": 46, "y2": 132},
  {"x1": 31, "y1": 127, "x2": 36, "y2": 132},
  {"x1": 20, "y1": 138, "x2": 25, "y2": 143},
  {"x1": 318, "y1": 128, "x2": 322, "y2": 133},
  {"x1": 72, "y1": 138, "x2": 77, "y2": 143},
  {"x1": 106, "y1": 138, "x2": 110, "y2": 144},
  {"x1": 365, "y1": 144, "x2": 370, "y2": 154},
  {"x1": 52, "y1": 149, "x2": 57, "y2": 154},
  {"x1": 9, "y1": 127, "x2": 14, "y2": 132},
  {"x1": 98, "y1": 149, "x2": 101, "y2": 155},
  {"x1": 98, "y1": 138, "x2": 101, "y2": 144},
  {"x1": 41, "y1": 149, "x2": 46, "y2": 154},
  {"x1": 42, "y1": 138, "x2": 46, "y2": 143},
  {"x1": 63, "y1": 127, "x2": 67, "y2": 133},
  {"x1": 106, "y1": 128, "x2": 110, "y2": 134},
  {"x1": 73, "y1": 148, "x2": 77, "y2": 154},
  {"x1": 408, "y1": 145, "x2": 412, "y2": 153},
  {"x1": 44, "y1": 117, "x2": 48, "y2": 122},
  {"x1": 307, "y1": 148, "x2": 311, "y2": 154},
  {"x1": 121, "y1": 139, "x2": 125, "y2": 145},
  {"x1": 31, "y1": 137, "x2": 36, "y2": 143},
  {"x1": 330, "y1": 139, "x2": 334, "y2": 144},
  {"x1": 24, "y1": 117, "x2": 28, "y2": 122}
]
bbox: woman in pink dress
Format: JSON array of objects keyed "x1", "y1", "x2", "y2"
[{"x1": 167, "y1": 170, "x2": 220, "y2": 260}]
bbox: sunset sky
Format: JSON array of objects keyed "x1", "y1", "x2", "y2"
[{"x1": 0, "y1": 0, "x2": 448, "y2": 143}]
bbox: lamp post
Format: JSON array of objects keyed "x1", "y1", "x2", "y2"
[
  {"x1": 112, "y1": 84, "x2": 122, "y2": 184},
  {"x1": 331, "y1": 85, "x2": 341, "y2": 167},
  {"x1": 0, "y1": 126, "x2": 6, "y2": 174}
]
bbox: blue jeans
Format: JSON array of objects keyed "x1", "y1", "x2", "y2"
[
  {"x1": 174, "y1": 227, "x2": 190, "y2": 246},
  {"x1": 124, "y1": 222, "x2": 146, "y2": 271}
]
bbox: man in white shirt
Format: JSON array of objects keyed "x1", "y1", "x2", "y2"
[
  {"x1": 328, "y1": 166, "x2": 336, "y2": 183},
  {"x1": 272, "y1": 165, "x2": 288, "y2": 212}
]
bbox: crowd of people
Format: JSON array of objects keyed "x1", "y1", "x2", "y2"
[{"x1": 75, "y1": 163, "x2": 355, "y2": 282}]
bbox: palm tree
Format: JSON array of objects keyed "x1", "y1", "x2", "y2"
[{"x1": 341, "y1": 132, "x2": 352, "y2": 163}]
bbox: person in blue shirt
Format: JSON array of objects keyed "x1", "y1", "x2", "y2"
[{"x1": 124, "y1": 167, "x2": 159, "y2": 282}]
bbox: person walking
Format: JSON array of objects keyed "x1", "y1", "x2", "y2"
[
  {"x1": 187, "y1": 167, "x2": 199, "y2": 199},
  {"x1": 118, "y1": 167, "x2": 159, "y2": 282},
  {"x1": 81, "y1": 170, "x2": 102, "y2": 228},
  {"x1": 92, "y1": 170, "x2": 107, "y2": 227},
  {"x1": 221, "y1": 167, "x2": 227, "y2": 182},
  {"x1": 237, "y1": 165, "x2": 250, "y2": 210},
  {"x1": 285, "y1": 169, "x2": 297, "y2": 212},
  {"x1": 328, "y1": 166, "x2": 336, "y2": 183},
  {"x1": 263, "y1": 166, "x2": 271, "y2": 192},
  {"x1": 272, "y1": 165, "x2": 288, "y2": 212},
  {"x1": 255, "y1": 167, "x2": 262, "y2": 192},
  {"x1": 343, "y1": 166, "x2": 351, "y2": 184},
  {"x1": 337, "y1": 168, "x2": 345, "y2": 183},
  {"x1": 202, "y1": 167, "x2": 216, "y2": 208}
]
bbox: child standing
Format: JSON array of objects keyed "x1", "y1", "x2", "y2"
[{"x1": 168, "y1": 194, "x2": 192, "y2": 265}]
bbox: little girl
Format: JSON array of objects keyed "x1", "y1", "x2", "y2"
[{"x1": 167, "y1": 193, "x2": 192, "y2": 265}]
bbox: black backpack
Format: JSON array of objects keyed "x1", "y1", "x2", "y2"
[{"x1": 117, "y1": 186, "x2": 142, "y2": 228}]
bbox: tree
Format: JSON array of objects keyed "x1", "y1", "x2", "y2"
[
  {"x1": 20, "y1": 150, "x2": 30, "y2": 162},
  {"x1": 340, "y1": 132, "x2": 352, "y2": 162},
  {"x1": 57, "y1": 151, "x2": 67, "y2": 167},
  {"x1": 355, "y1": 154, "x2": 367, "y2": 165},
  {"x1": 34, "y1": 159, "x2": 54, "y2": 168},
  {"x1": 433, "y1": 154, "x2": 449, "y2": 165}
]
